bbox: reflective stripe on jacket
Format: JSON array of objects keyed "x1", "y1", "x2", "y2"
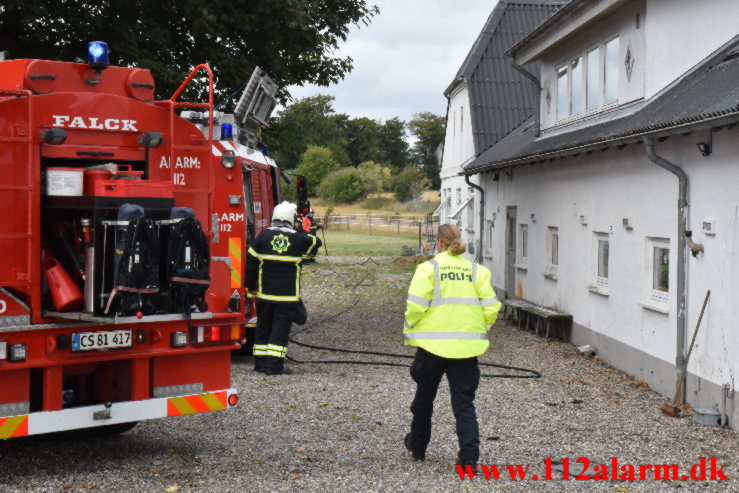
[
  {"x1": 403, "y1": 251, "x2": 501, "y2": 358},
  {"x1": 245, "y1": 227, "x2": 321, "y2": 302}
]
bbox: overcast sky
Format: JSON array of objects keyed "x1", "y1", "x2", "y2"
[{"x1": 286, "y1": 0, "x2": 495, "y2": 123}]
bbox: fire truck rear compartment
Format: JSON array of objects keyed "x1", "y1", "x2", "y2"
[{"x1": 16, "y1": 350, "x2": 231, "y2": 413}]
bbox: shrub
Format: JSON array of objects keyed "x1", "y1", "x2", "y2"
[
  {"x1": 320, "y1": 167, "x2": 368, "y2": 203},
  {"x1": 296, "y1": 145, "x2": 340, "y2": 195},
  {"x1": 391, "y1": 165, "x2": 431, "y2": 202},
  {"x1": 357, "y1": 161, "x2": 393, "y2": 194}
]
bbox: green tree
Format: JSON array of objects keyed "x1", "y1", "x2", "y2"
[
  {"x1": 0, "y1": 0, "x2": 378, "y2": 101},
  {"x1": 320, "y1": 167, "x2": 367, "y2": 203},
  {"x1": 345, "y1": 117, "x2": 380, "y2": 166},
  {"x1": 378, "y1": 117, "x2": 410, "y2": 170},
  {"x1": 408, "y1": 112, "x2": 445, "y2": 189},
  {"x1": 296, "y1": 146, "x2": 340, "y2": 195},
  {"x1": 392, "y1": 166, "x2": 431, "y2": 202},
  {"x1": 357, "y1": 161, "x2": 392, "y2": 194},
  {"x1": 264, "y1": 95, "x2": 349, "y2": 170}
]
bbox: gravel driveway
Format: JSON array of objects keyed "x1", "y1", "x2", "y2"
[{"x1": 1, "y1": 256, "x2": 737, "y2": 492}]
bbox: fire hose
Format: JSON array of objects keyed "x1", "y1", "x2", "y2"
[{"x1": 286, "y1": 257, "x2": 542, "y2": 379}]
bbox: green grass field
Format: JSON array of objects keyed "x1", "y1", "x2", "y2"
[{"x1": 315, "y1": 229, "x2": 420, "y2": 256}]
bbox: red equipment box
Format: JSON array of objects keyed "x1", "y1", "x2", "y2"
[
  {"x1": 84, "y1": 165, "x2": 145, "y2": 195},
  {"x1": 93, "y1": 179, "x2": 173, "y2": 197}
]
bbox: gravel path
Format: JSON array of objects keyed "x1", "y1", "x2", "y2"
[{"x1": 1, "y1": 256, "x2": 737, "y2": 492}]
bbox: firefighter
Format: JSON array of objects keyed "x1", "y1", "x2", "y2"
[
  {"x1": 402, "y1": 224, "x2": 501, "y2": 465},
  {"x1": 245, "y1": 201, "x2": 322, "y2": 375}
]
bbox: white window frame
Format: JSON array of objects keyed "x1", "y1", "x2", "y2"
[
  {"x1": 545, "y1": 226, "x2": 559, "y2": 279},
  {"x1": 484, "y1": 219, "x2": 494, "y2": 258},
  {"x1": 589, "y1": 232, "x2": 610, "y2": 295},
  {"x1": 516, "y1": 224, "x2": 529, "y2": 269},
  {"x1": 556, "y1": 64, "x2": 569, "y2": 120},
  {"x1": 642, "y1": 237, "x2": 670, "y2": 313},
  {"x1": 466, "y1": 196, "x2": 475, "y2": 234},
  {"x1": 554, "y1": 35, "x2": 620, "y2": 123},
  {"x1": 604, "y1": 36, "x2": 620, "y2": 104}
]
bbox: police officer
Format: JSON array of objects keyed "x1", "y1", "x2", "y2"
[
  {"x1": 403, "y1": 224, "x2": 501, "y2": 465},
  {"x1": 245, "y1": 201, "x2": 321, "y2": 375}
]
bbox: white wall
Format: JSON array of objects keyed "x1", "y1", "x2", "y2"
[
  {"x1": 440, "y1": 83, "x2": 475, "y2": 179},
  {"x1": 440, "y1": 82, "x2": 478, "y2": 259},
  {"x1": 644, "y1": 0, "x2": 739, "y2": 99},
  {"x1": 538, "y1": 0, "x2": 646, "y2": 130},
  {"x1": 479, "y1": 128, "x2": 739, "y2": 412}
]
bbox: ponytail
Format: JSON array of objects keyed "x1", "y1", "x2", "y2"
[{"x1": 437, "y1": 224, "x2": 466, "y2": 256}]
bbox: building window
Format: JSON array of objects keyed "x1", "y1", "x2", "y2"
[
  {"x1": 545, "y1": 227, "x2": 559, "y2": 278},
  {"x1": 555, "y1": 36, "x2": 619, "y2": 121},
  {"x1": 456, "y1": 188, "x2": 461, "y2": 205},
  {"x1": 486, "y1": 219, "x2": 494, "y2": 254},
  {"x1": 460, "y1": 106, "x2": 464, "y2": 133},
  {"x1": 556, "y1": 65, "x2": 568, "y2": 120},
  {"x1": 571, "y1": 57, "x2": 582, "y2": 115},
  {"x1": 604, "y1": 37, "x2": 619, "y2": 104},
  {"x1": 518, "y1": 224, "x2": 528, "y2": 265},
  {"x1": 597, "y1": 236, "x2": 609, "y2": 281},
  {"x1": 586, "y1": 47, "x2": 600, "y2": 110},
  {"x1": 649, "y1": 238, "x2": 669, "y2": 304},
  {"x1": 588, "y1": 232, "x2": 610, "y2": 295},
  {"x1": 467, "y1": 197, "x2": 475, "y2": 233}
]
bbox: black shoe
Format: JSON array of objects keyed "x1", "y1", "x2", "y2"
[
  {"x1": 263, "y1": 367, "x2": 294, "y2": 376},
  {"x1": 404, "y1": 434, "x2": 425, "y2": 461},
  {"x1": 456, "y1": 457, "x2": 477, "y2": 466},
  {"x1": 254, "y1": 366, "x2": 268, "y2": 374}
]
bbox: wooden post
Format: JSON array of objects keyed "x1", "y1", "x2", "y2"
[{"x1": 418, "y1": 221, "x2": 421, "y2": 249}]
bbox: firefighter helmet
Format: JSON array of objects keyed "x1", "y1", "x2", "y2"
[{"x1": 272, "y1": 201, "x2": 297, "y2": 223}]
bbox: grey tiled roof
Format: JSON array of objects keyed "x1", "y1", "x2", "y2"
[
  {"x1": 447, "y1": 1, "x2": 562, "y2": 154},
  {"x1": 465, "y1": 37, "x2": 739, "y2": 174}
]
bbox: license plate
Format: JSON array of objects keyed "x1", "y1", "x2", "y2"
[{"x1": 72, "y1": 330, "x2": 132, "y2": 351}]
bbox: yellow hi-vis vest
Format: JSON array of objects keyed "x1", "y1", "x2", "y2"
[{"x1": 403, "y1": 251, "x2": 502, "y2": 359}]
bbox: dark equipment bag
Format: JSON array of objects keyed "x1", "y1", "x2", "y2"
[
  {"x1": 105, "y1": 216, "x2": 160, "y2": 316},
  {"x1": 165, "y1": 213, "x2": 211, "y2": 314}
]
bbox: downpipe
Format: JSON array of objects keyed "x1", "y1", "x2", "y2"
[
  {"x1": 510, "y1": 60, "x2": 541, "y2": 137},
  {"x1": 644, "y1": 137, "x2": 689, "y2": 403},
  {"x1": 465, "y1": 173, "x2": 484, "y2": 264}
]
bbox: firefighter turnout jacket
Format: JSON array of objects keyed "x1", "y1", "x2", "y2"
[
  {"x1": 404, "y1": 251, "x2": 501, "y2": 358},
  {"x1": 245, "y1": 226, "x2": 321, "y2": 302}
]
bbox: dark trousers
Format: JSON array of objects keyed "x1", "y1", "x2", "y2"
[
  {"x1": 254, "y1": 300, "x2": 297, "y2": 371},
  {"x1": 408, "y1": 347, "x2": 481, "y2": 463}
]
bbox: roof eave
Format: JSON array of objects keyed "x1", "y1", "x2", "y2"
[
  {"x1": 464, "y1": 111, "x2": 739, "y2": 175},
  {"x1": 443, "y1": 77, "x2": 466, "y2": 98}
]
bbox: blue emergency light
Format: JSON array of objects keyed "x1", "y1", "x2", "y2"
[
  {"x1": 220, "y1": 123, "x2": 233, "y2": 141},
  {"x1": 87, "y1": 41, "x2": 109, "y2": 70}
]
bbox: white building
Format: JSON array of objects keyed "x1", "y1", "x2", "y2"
[
  {"x1": 462, "y1": 0, "x2": 739, "y2": 428},
  {"x1": 439, "y1": 0, "x2": 563, "y2": 260}
]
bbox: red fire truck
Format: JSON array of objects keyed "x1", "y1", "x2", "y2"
[{"x1": 0, "y1": 42, "x2": 284, "y2": 437}]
